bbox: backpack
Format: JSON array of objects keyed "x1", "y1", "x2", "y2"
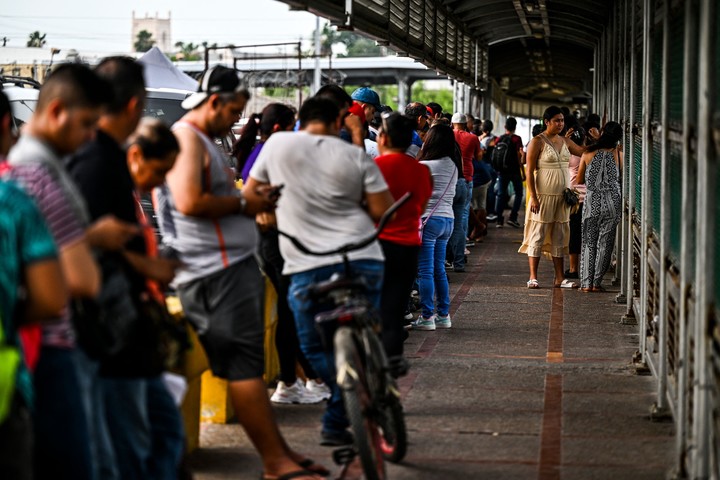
[{"x1": 491, "y1": 134, "x2": 518, "y2": 173}]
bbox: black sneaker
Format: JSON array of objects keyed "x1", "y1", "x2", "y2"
[
  {"x1": 564, "y1": 269, "x2": 579, "y2": 279},
  {"x1": 507, "y1": 219, "x2": 522, "y2": 228},
  {"x1": 321, "y1": 429, "x2": 354, "y2": 446},
  {"x1": 388, "y1": 355, "x2": 410, "y2": 378}
]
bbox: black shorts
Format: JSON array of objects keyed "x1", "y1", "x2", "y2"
[
  {"x1": 178, "y1": 256, "x2": 264, "y2": 381},
  {"x1": 569, "y1": 202, "x2": 584, "y2": 255}
]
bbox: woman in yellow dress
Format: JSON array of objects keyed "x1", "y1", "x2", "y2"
[{"x1": 519, "y1": 106, "x2": 586, "y2": 288}]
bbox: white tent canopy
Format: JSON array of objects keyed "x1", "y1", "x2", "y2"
[{"x1": 138, "y1": 47, "x2": 198, "y2": 91}]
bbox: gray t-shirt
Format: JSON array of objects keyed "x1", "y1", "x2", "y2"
[
  {"x1": 250, "y1": 131, "x2": 388, "y2": 275},
  {"x1": 420, "y1": 156, "x2": 457, "y2": 219}
]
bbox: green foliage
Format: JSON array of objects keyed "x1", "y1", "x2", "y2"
[
  {"x1": 410, "y1": 82, "x2": 454, "y2": 112},
  {"x1": 27, "y1": 31, "x2": 46, "y2": 48},
  {"x1": 311, "y1": 22, "x2": 388, "y2": 58},
  {"x1": 134, "y1": 30, "x2": 155, "y2": 53},
  {"x1": 173, "y1": 41, "x2": 201, "y2": 61}
]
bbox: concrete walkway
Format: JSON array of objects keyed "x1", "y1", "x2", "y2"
[{"x1": 189, "y1": 219, "x2": 675, "y2": 479}]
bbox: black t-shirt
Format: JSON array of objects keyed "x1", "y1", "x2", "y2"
[{"x1": 67, "y1": 130, "x2": 159, "y2": 377}]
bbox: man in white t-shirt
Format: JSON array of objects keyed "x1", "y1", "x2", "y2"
[{"x1": 245, "y1": 96, "x2": 393, "y2": 447}]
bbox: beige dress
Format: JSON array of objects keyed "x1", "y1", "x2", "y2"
[{"x1": 518, "y1": 137, "x2": 571, "y2": 257}]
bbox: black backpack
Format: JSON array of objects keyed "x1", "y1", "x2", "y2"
[{"x1": 491, "y1": 134, "x2": 518, "y2": 173}]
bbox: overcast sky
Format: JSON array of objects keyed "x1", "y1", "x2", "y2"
[{"x1": 0, "y1": 0, "x2": 321, "y2": 53}]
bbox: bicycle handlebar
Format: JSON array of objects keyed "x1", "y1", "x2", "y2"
[{"x1": 277, "y1": 192, "x2": 412, "y2": 257}]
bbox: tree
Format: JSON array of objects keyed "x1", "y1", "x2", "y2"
[
  {"x1": 311, "y1": 22, "x2": 388, "y2": 58},
  {"x1": 173, "y1": 41, "x2": 201, "y2": 61},
  {"x1": 134, "y1": 30, "x2": 155, "y2": 53},
  {"x1": 27, "y1": 31, "x2": 47, "y2": 48}
]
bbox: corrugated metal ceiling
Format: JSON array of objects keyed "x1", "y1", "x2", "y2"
[{"x1": 276, "y1": 0, "x2": 610, "y2": 103}]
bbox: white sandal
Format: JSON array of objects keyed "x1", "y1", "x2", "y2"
[
  {"x1": 555, "y1": 279, "x2": 577, "y2": 289},
  {"x1": 527, "y1": 279, "x2": 540, "y2": 289}
]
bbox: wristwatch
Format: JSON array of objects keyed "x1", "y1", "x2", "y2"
[{"x1": 236, "y1": 190, "x2": 247, "y2": 214}]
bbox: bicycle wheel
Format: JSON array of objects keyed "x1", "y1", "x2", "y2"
[
  {"x1": 361, "y1": 329, "x2": 408, "y2": 463},
  {"x1": 378, "y1": 397, "x2": 407, "y2": 463},
  {"x1": 335, "y1": 327, "x2": 386, "y2": 480}
]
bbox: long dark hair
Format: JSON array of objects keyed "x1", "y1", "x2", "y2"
[
  {"x1": 586, "y1": 121, "x2": 622, "y2": 152},
  {"x1": 232, "y1": 103, "x2": 295, "y2": 171},
  {"x1": 418, "y1": 124, "x2": 463, "y2": 173}
]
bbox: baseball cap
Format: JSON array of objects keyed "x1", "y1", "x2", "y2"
[
  {"x1": 181, "y1": 66, "x2": 246, "y2": 110},
  {"x1": 451, "y1": 112, "x2": 467, "y2": 124},
  {"x1": 350, "y1": 87, "x2": 381, "y2": 109}
]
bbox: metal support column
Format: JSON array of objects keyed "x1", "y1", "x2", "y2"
[
  {"x1": 617, "y1": 0, "x2": 630, "y2": 304},
  {"x1": 691, "y1": 0, "x2": 716, "y2": 475},
  {"x1": 638, "y1": 0, "x2": 653, "y2": 363},
  {"x1": 397, "y1": 75, "x2": 409, "y2": 114},
  {"x1": 623, "y1": 0, "x2": 638, "y2": 325},
  {"x1": 676, "y1": 1, "x2": 699, "y2": 475},
  {"x1": 654, "y1": 0, "x2": 671, "y2": 418},
  {"x1": 612, "y1": 3, "x2": 623, "y2": 287}
]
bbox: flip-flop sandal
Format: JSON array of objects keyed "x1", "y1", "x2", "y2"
[
  {"x1": 580, "y1": 287, "x2": 592, "y2": 293},
  {"x1": 592, "y1": 285, "x2": 607, "y2": 292},
  {"x1": 299, "y1": 459, "x2": 330, "y2": 476},
  {"x1": 554, "y1": 279, "x2": 577, "y2": 289},
  {"x1": 261, "y1": 469, "x2": 319, "y2": 480},
  {"x1": 527, "y1": 279, "x2": 540, "y2": 289}
]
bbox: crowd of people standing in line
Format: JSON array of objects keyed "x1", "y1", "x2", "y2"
[{"x1": 0, "y1": 55, "x2": 624, "y2": 480}]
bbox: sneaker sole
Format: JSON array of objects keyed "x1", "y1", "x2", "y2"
[
  {"x1": 435, "y1": 323, "x2": 452, "y2": 329},
  {"x1": 412, "y1": 324, "x2": 436, "y2": 331}
]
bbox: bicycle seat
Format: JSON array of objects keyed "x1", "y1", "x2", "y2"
[{"x1": 308, "y1": 275, "x2": 367, "y2": 301}]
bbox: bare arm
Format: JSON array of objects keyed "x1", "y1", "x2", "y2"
[
  {"x1": 563, "y1": 136, "x2": 587, "y2": 157},
  {"x1": 122, "y1": 250, "x2": 181, "y2": 286},
  {"x1": 526, "y1": 137, "x2": 542, "y2": 214},
  {"x1": 85, "y1": 215, "x2": 140, "y2": 251},
  {"x1": 344, "y1": 114, "x2": 365, "y2": 147},
  {"x1": 60, "y1": 239, "x2": 100, "y2": 298},
  {"x1": 242, "y1": 177, "x2": 283, "y2": 215},
  {"x1": 165, "y1": 128, "x2": 243, "y2": 219},
  {"x1": 364, "y1": 189, "x2": 394, "y2": 223},
  {"x1": 23, "y1": 258, "x2": 67, "y2": 321}
]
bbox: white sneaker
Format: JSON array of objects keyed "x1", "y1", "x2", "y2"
[
  {"x1": 305, "y1": 379, "x2": 331, "y2": 401},
  {"x1": 271, "y1": 379, "x2": 322, "y2": 404}
]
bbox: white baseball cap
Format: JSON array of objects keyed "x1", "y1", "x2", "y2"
[{"x1": 181, "y1": 65, "x2": 247, "y2": 110}]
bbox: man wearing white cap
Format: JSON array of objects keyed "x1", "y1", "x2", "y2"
[
  {"x1": 157, "y1": 66, "x2": 327, "y2": 480},
  {"x1": 450, "y1": 112, "x2": 481, "y2": 272}
]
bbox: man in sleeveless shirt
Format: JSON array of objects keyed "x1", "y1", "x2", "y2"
[{"x1": 158, "y1": 66, "x2": 326, "y2": 480}]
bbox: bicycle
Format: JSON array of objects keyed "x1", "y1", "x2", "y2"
[{"x1": 278, "y1": 193, "x2": 411, "y2": 480}]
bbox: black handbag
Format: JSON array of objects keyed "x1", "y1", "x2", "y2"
[
  {"x1": 562, "y1": 187, "x2": 580, "y2": 207},
  {"x1": 71, "y1": 255, "x2": 138, "y2": 360}
]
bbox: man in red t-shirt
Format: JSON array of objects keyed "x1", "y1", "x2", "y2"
[
  {"x1": 374, "y1": 112, "x2": 432, "y2": 371},
  {"x1": 450, "y1": 113, "x2": 480, "y2": 271}
]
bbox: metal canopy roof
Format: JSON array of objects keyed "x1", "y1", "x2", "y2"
[{"x1": 277, "y1": 0, "x2": 610, "y2": 104}]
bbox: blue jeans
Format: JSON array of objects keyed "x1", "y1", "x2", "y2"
[
  {"x1": 102, "y1": 377, "x2": 184, "y2": 480},
  {"x1": 462, "y1": 179, "x2": 472, "y2": 239},
  {"x1": 419, "y1": 216, "x2": 454, "y2": 318},
  {"x1": 495, "y1": 174, "x2": 524, "y2": 224},
  {"x1": 288, "y1": 260, "x2": 384, "y2": 435},
  {"x1": 448, "y1": 180, "x2": 470, "y2": 269},
  {"x1": 33, "y1": 347, "x2": 93, "y2": 480},
  {"x1": 75, "y1": 350, "x2": 118, "y2": 480}
]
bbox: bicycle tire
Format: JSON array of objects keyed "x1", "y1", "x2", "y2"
[
  {"x1": 378, "y1": 397, "x2": 407, "y2": 463},
  {"x1": 362, "y1": 328, "x2": 408, "y2": 463},
  {"x1": 335, "y1": 327, "x2": 386, "y2": 480}
]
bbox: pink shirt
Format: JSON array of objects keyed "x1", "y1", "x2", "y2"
[{"x1": 568, "y1": 154, "x2": 587, "y2": 203}]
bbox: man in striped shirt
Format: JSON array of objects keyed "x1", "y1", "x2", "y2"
[{"x1": 5, "y1": 64, "x2": 108, "y2": 480}]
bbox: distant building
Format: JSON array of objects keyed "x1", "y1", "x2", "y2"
[{"x1": 132, "y1": 11, "x2": 172, "y2": 53}]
